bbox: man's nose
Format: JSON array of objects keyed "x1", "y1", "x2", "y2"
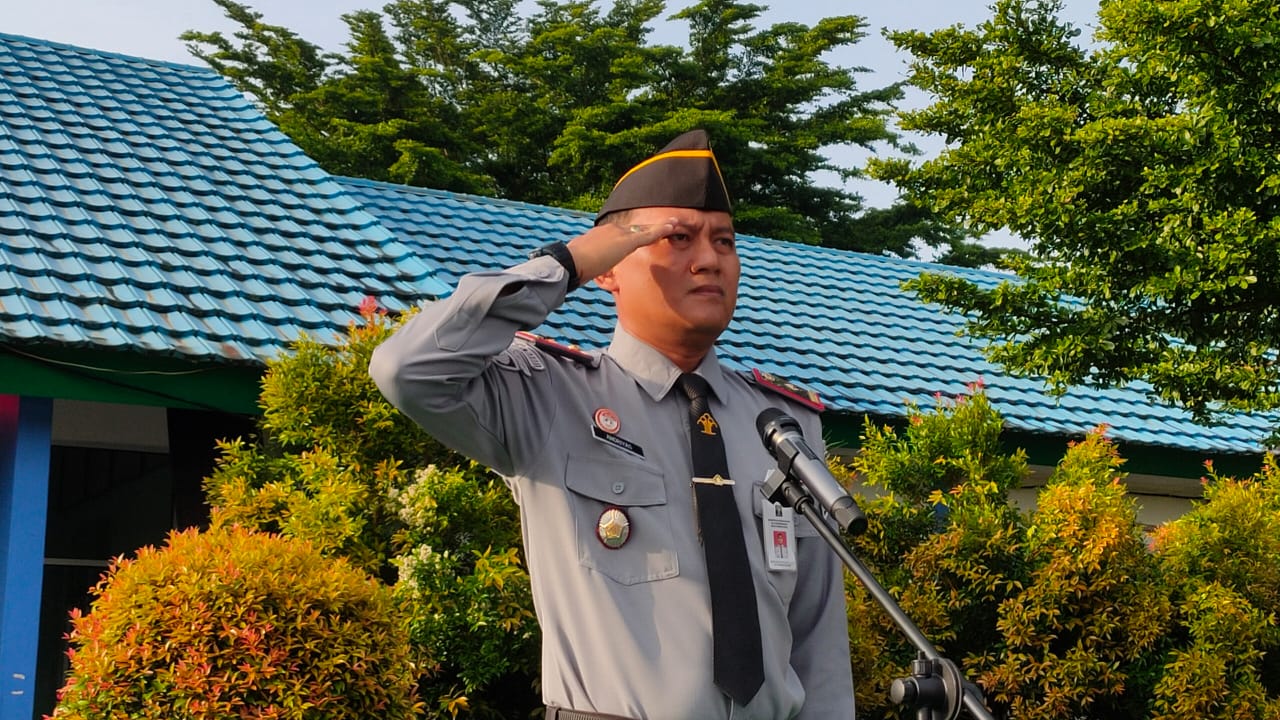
[{"x1": 689, "y1": 236, "x2": 721, "y2": 272}]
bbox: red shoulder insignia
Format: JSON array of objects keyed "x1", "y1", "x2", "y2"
[
  {"x1": 514, "y1": 331, "x2": 599, "y2": 368},
  {"x1": 750, "y1": 369, "x2": 824, "y2": 412}
]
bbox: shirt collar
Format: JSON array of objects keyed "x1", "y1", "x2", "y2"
[{"x1": 606, "y1": 324, "x2": 729, "y2": 402}]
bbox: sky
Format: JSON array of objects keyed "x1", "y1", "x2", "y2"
[{"x1": 4, "y1": 0, "x2": 1102, "y2": 250}]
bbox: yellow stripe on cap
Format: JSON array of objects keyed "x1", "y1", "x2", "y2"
[
  {"x1": 612, "y1": 149, "x2": 725, "y2": 189},
  {"x1": 594, "y1": 129, "x2": 732, "y2": 223}
]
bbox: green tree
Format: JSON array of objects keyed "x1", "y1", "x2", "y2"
[
  {"x1": 180, "y1": 0, "x2": 327, "y2": 116},
  {"x1": 184, "y1": 0, "x2": 491, "y2": 194},
  {"x1": 873, "y1": 0, "x2": 1280, "y2": 419},
  {"x1": 184, "y1": 0, "x2": 997, "y2": 262}
]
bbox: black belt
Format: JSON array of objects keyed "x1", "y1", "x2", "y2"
[{"x1": 546, "y1": 707, "x2": 634, "y2": 720}]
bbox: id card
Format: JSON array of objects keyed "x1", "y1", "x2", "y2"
[{"x1": 761, "y1": 496, "x2": 797, "y2": 572}]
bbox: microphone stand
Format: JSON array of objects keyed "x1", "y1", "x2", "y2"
[{"x1": 761, "y1": 469, "x2": 997, "y2": 720}]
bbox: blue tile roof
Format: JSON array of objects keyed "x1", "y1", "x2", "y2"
[
  {"x1": 0, "y1": 33, "x2": 447, "y2": 363},
  {"x1": 0, "y1": 33, "x2": 1272, "y2": 457},
  {"x1": 340, "y1": 177, "x2": 1277, "y2": 455}
]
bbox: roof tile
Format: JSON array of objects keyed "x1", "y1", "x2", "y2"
[
  {"x1": 1, "y1": 33, "x2": 1274, "y2": 457},
  {"x1": 339, "y1": 176, "x2": 1278, "y2": 455},
  {"x1": 0, "y1": 33, "x2": 449, "y2": 364}
]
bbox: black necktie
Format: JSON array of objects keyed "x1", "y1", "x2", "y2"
[{"x1": 676, "y1": 372, "x2": 764, "y2": 706}]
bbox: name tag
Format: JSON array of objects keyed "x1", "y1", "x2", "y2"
[
  {"x1": 761, "y1": 496, "x2": 797, "y2": 572},
  {"x1": 591, "y1": 425, "x2": 645, "y2": 459}
]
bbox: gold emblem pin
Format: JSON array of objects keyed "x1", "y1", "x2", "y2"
[
  {"x1": 596, "y1": 507, "x2": 631, "y2": 549},
  {"x1": 696, "y1": 412, "x2": 718, "y2": 436}
]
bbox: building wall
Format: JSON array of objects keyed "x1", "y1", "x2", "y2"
[{"x1": 34, "y1": 399, "x2": 253, "y2": 719}]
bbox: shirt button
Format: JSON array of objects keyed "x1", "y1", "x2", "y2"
[{"x1": 612, "y1": 482, "x2": 625, "y2": 494}]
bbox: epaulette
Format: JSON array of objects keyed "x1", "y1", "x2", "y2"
[
  {"x1": 514, "y1": 330, "x2": 600, "y2": 368},
  {"x1": 745, "y1": 368, "x2": 824, "y2": 412}
]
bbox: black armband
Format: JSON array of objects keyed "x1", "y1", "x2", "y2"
[{"x1": 529, "y1": 241, "x2": 580, "y2": 291}]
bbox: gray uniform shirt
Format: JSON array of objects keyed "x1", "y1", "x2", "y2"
[{"x1": 369, "y1": 255, "x2": 855, "y2": 720}]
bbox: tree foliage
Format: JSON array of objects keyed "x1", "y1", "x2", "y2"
[
  {"x1": 872, "y1": 0, "x2": 1280, "y2": 419},
  {"x1": 182, "y1": 0, "x2": 997, "y2": 262}
]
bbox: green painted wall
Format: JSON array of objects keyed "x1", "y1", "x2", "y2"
[{"x1": 0, "y1": 345, "x2": 263, "y2": 415}]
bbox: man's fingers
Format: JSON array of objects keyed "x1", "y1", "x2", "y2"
[
  {"x1": 565, "y1": 217, "x2": 678, "y2": 281},
  {"x1": 626, "y1": 219, "x2": 678, "y2": 244}
]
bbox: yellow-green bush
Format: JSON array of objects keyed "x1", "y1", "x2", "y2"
[
  {"x1": 975, "y1": 429, "x2": 1170, "y2": 719},
  {"x1": 843, "y1": 390, "x2": 1031, "y2": 716},
  {"x1": 203, "y1": 305, "x2": 540, "y2": 718},
  {"x1": 204, "y1": 305, "x2": 442, "y2": 580},
  {"x1": 50, "y1": 526, "x2": 416, "y2": 720},
  {"x1": 843, "y1": 388, "x2": 1280, "y2": 719},
  {"x1": 1147, "y1": 456, "x2": 1280, "y2": 719}
]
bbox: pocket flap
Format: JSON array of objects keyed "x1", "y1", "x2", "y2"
[{"x1": 566, "y1": 454, "x2": 667, "y2": 506}]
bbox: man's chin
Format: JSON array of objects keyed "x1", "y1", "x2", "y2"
[{"x1": 684, "y1": 317, "x2": 732, "y2": 343}]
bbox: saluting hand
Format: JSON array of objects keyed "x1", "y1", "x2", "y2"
[{"x1": 565, "y1": 217, "x2": 677, "y2": 286}]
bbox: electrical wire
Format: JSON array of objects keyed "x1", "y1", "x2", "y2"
[{"x1": 0, "y1": 343, "x2": 253, "y2": 415}]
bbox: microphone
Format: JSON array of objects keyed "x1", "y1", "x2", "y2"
[{"x1": 756, "y1": 408, "x2": 867, "y2": 535}]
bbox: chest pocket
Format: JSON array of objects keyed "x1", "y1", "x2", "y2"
[
  {"x1": 752, "y1": 480, "x2": 821, "y2": 607},
  {"x1": 565, "y1": 454, "x2": 679, "y2": 585}
]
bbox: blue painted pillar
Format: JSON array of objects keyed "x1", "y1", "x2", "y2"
[{"x1": 0, "y1": 395, "x2": 53, "y2": 720}]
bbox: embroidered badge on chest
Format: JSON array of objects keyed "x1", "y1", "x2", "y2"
[
  {"x1": 596, "y1": 506, "x2": 631, "y2": 549},
  {"x1": 591, "y1": 407, "x2": 645, "y2": 458}
]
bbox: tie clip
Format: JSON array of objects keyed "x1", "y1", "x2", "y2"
[{"x1": 693, "y1": 475, "x2": 735, "y2": 486}]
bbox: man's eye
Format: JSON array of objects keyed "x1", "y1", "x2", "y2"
[
  {"x1": 716, "y1": 237, "x2": 736, "y2": 249},
  {"x1": 668, "y1": 233, "x2": 692, "y2": 245}
]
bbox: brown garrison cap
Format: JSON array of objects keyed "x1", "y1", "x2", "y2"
[{"x1": 595, "y1": 129, "x2": 732, "y2": 224}]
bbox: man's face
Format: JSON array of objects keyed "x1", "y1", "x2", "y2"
[{"x1": 598, "y1": 206, "x2": 740, "y2": 353}]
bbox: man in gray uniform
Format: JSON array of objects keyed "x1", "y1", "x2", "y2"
[{"x1": 369, "y1": 130, "x2": 854, "y2": 719}]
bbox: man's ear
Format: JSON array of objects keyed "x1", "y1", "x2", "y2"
[{"x1": 596, "y1": 270, "x2": 619, "y2": 293}]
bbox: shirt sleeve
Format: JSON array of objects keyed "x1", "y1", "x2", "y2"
[
  {"x1": 788, "y1": 423, "x2": 857, "y2": 719},
  {"x1": 368, "y1": 255, "x2": 571, "y2": 476}
]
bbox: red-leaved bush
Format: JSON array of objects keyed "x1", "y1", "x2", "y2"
[{"x1": 49, "y1": 525, "x2": 417, "y2": 719}]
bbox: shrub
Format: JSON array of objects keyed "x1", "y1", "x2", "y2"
[
  {"x1": 841, "y1": 389, "x2": 1030, "y2": 715},
  {"x1": 1148, "y1": 455, "x2": 1280, "y2": 719},
  {"x1": 393, "y1": 463, "x2": 539, "y2": 719},
  {"x1": 842, "y1": 388, "x2": 1280, "y2": 719},
  {"x1": 204, "y1": 304, "x2": 539, "y2": 717},
  {"x1": 50, "y1": 526, "x2": 416, "y2": 720},
  {"x1": 975, "y1": 429, "x2": 1171, "y2": 719},
  {"x1": 204, "y1": 304, "x2": 446, "y2": 580}
]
